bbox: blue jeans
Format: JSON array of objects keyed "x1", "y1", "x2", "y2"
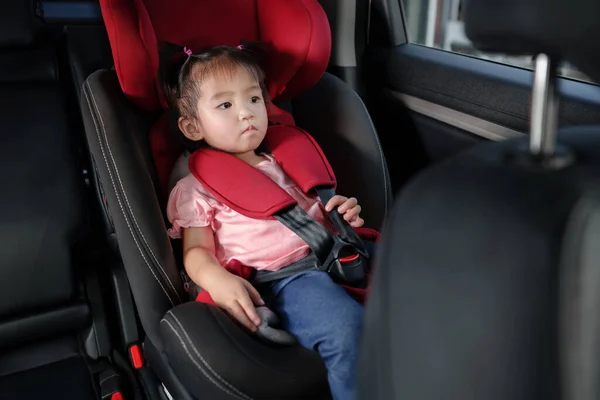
[{"x1": 260, "y1": 270, "x2": 364, "y2": 400}]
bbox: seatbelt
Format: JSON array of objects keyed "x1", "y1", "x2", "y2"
[
  {"x1": 253, "y1": 253, "x2": 321, "y2": 285},
  {"x1": 188, "y1": 129, "x2": 370, "y2": 286},
  {"x1": 252, "y1": 186, "x2": 369, "y2": 286}
]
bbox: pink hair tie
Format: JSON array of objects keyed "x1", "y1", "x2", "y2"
[
  {"x1": 237, "y1": 45, "x2": 244, "y2": 50},
  {"x1": 183, "y1": 47, "x2": 192, "y2": 56}
]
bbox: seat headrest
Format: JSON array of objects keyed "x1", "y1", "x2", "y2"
[
  {"x1": 464, "y1": 0, "x2": 600, "y2": 83},
  {"x1": 99, "y1": 0, "x2": 332, "y2": 111},
  {"x1": 0, "y1": 0, "x2": 36, "y2": 48}
]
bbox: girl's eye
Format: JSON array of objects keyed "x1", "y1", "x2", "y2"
[
  {"x1": 250, "y1": 96, "x2": 261, "y2": 103},
  {"x1": 217, "y1": 102, "x2": 232, "y2": 109}
]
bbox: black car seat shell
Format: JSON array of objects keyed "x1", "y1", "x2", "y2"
[
  {"x1": 357, "y1": 1, "x2": 600, "y2": 399},
  {"x1": 81, "y1": 0, "x2": 391, "y2": 399}
]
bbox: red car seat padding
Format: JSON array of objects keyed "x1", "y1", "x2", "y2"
[
  {"x1": 100, "y1": 0, "x2": 331, "y2": 111},
  {"x1": 99, "y1": 0, "x2": 332, "y2": 196},
  {"x1": 189, "y1": 125, "x2": 336, "y2": 219}
]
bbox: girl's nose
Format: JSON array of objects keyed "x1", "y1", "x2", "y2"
[{"x1": 239, "y1": 106, "x2": 254, "y2": 121}]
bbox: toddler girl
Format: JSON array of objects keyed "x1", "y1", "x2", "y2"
[{"x1": 163, "y1": 43, "x2": 365, "y2": 400}]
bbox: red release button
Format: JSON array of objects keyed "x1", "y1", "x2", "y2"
[
  {"x1": 111, "y1": 392, "x2": 123, "y2": 400},
  {"x1": 129, "y1": 344, "x2": 144, "y2": 369},
  {"x1": 339, "y1": 254, "x2": 360, "y2": 263}
]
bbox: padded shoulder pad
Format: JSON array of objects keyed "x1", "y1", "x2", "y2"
[
  {"x1": 189, "y1": 149, "x2": 297, "y2": 219},
  {"x1": 265, "y1": 125, "x2": 336, "y2": 193}
]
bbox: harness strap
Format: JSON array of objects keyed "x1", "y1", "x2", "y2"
[
  {"x1": 253, "y1": 253, "x2": 320, "y2": 285},
  {"x1": 252, "y1": 186, "x2": 369, "y2": 286},
  {"x1": 274, "y1": 205, "x2": 334, "y2": 264}
]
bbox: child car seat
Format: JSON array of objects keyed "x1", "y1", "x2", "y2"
[{"x1": 80, "y1": 0, "x2": 391, "y2": 398}]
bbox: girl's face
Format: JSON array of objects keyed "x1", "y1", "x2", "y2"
[{"x1": 178, "y1": 66, "x2": 268, "y2": 163}]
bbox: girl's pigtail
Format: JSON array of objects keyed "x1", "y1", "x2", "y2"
[
  {"x1": 158, "y1": 42, "x2": 193, "y2": 140},
  {"x1": 237, "y1": 40, "x2": 269, "y2": 70},
  {"x1": 158, "y1": 41, "x2": 190, "y2": 108}
]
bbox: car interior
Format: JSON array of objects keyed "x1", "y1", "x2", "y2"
[{"x1": 0, "y1": 0, "x2": 599, "y2": 399}]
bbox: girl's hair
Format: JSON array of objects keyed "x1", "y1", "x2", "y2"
[{"x1": 158, "y1": 41, "x2": 270, "y2": 152}]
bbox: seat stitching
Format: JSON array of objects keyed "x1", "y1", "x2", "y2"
[
  {"x1": 88, "y1": 85, "x2": 181, "y2": 301},
  {"x1": 161, "y1": 319, "x2": 248, "y2": 399},
  {"x1": 161, "y1": 315, "x2": 253, "y2": 400},
  {"x1": 87, "y1": 82, "x2": 182, "y2": 303},
  {"x1": 166, "y1": 311, "x2": 254, "y2": 400},
  {"x1": 160, "y1": 319, "x2": 230, "y2": 394},
  {"x1": 83, "y1": 81, "x2": 175, "y2": 306},
  {"x1": 99, "y1": 374, "x2": 120, "y2": 385}
]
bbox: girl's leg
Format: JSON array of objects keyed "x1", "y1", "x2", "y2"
[{"x1": 263, "y1": 270, "x2": 363, "y2": 400}]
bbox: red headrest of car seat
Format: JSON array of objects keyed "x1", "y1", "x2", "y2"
[
  {"x1": 99, "y1": 0, "x2": 332, "y2": 199},
  {"x1": 99, "y1": 0, "x2": 331, "y2": 111}
]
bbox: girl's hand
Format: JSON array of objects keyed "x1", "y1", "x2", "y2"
[
  {"x1": 204, "y1": 269, "x2": 265, "y2": 332},
  {"x1": 324, "y1": 195, "x2": 364, "y2": 228}
]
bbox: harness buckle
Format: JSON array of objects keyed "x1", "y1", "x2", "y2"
[{"x1": 322, "y1": 236, "x2": 368, "y2": 286}]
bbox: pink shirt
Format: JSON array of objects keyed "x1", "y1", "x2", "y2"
[{"x1": 166, "y1": 154, "x2": 335, "y2": 271}]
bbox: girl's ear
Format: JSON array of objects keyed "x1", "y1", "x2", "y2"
[{"x1": 178, "y1": 116, "x2": 203, "y2": 141}]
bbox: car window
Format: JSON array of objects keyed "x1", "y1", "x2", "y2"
[{"x1": 401, "y1": 0, "x2": 594, "y2": 84}]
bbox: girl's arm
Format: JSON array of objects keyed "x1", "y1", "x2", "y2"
[{"x1": 182, "y1": 227, "x2": 264, "y2": 331}]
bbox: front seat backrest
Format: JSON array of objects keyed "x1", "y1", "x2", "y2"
[
  {"x1": 464, "y1": 0, "x2": 600, "y2": 84},
  {"x1": 358, "y1": 1, "x2": 600, "y2": 399}
]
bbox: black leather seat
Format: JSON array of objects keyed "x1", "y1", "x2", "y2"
[
  {"x1": 357, "y1": 1, "x2": 600, "y2": 399},
  {"x1": 79, "y1": 0, "x2": 391, "y2": 398},
  {"x1": 0, "y1": 2, "x2": 126, "y2": 399}
]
